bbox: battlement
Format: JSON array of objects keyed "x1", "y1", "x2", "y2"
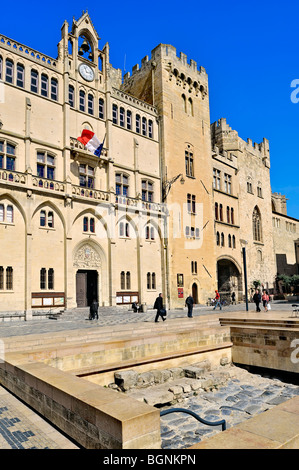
[
  {"x1": 123, "y1": 43, "x2": 207, "y2": 82},
  {"x1": 211, "y1": 118, "x2": 270, "y2": 161}
]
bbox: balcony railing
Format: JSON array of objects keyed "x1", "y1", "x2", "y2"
[{"x1": 72, "y1": 184, "x2": 110, "y2": 202}]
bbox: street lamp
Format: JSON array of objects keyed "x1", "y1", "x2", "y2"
[{"x1": 240, "y1": 239, "x2": 248, "y2": 312}]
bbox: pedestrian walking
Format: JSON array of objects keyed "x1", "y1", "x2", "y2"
[
  {"x1": 262, "y1": 290, "x2": 269, "y2": 312},
  {"x1": 231, "y1": 291, "x2": 236, "y2": 305},
  {"x1": 213, "y1": 290, "x2": 222, "y2": 310},
  {"x1": 185, "y1": 294, "x2": 194, "y2": 318},
  {"x1": 253, "y1": 289, "x2": 261, "y2": 312},
  {"x1": 154, "y1": 293, "x2": 166, "y2": 322},
  {"x1": 89, "y1": 299, "x2": 99, "y2": 320}
]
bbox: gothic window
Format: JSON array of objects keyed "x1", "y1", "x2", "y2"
[
  {"x1": 90, "y1": 217, "x2": 95, "y2": 233},
  {"x1": 6, "y1": 205, "x2": 13, "y2": 223},
  {"x1": 148, "y1": 120, "x2": 153, "y2": 138},
  {"x1": 216, "y1": 231, "x2": 220, "y2": 246},
  {"x1": 257, "y1": 185, "x2": 263, "y2": 198},
  {"x1": 6, "y1": 267, "x2": 13, "y2": 290},
  {"x1": 228, "y1": 234, "x2": 232, "y2": 248},
  {"x1": 219, "y1": 204, "x2": 223, "y2": 222},
  {"x1": 31, "y1": 69, "x2": 39, "y2": 93},
  {"x1": 40, "y1": 210, "x2": 46, "y2": 227},
  {"x1": 119, "y1": 221, "x2": 130, "y2": 238},
  {"x1": 136, "y1": 114, "x2": 140, "y2": 133},
  {"x1": 185, "y1": 151, "x2": 194, "y2": 177},
  {"x1": 0, "y1": 267, "x2": 3, "y2": 289},
  {"x1": 188, "y1": 98, "x2": 193, "y2": 116},
  {"x1": 126, "y1": 272, "x2": 131, "y2": 290},
  {"x1": 247, "y1": 181, "x2": 253, "y2": 194},
  {"x1": 231, "y1": 208, "x2": 235, "y2": 225},
  {"x1": 41, "y1": 74, "x2": 48, "y2": 97},
  {"x1": 51, "y1": 78, "x2": 58, "y2": 101},
  {"x1": 147, "y1": 272, "x2": 156, "y2": 290},
  {"x1": 224, "y1": 173, "x2": 232, "y2": 194},
  {"x1": 48, "y1": 268, "x2": 54, "y2": 290},
  {"x1": 120, "y1": 107, "x2": 125, "y2": 127},
  {"x1": 221, "y1": 232, "x2": 225, "y2": 247},
  {"x1": 215, "y1": 202, "x2": 219, "y2": 220},
  {"x1": 37, "y1": 152, "x2": 55, "y2": 180},
  {"x1": 87, "y1": 94, "x2": 94, "y2": 115},
  {"x1": 99, "y1": 98, "x2": 104, "y2": 119},
  {"x1": 69, "y1": 85, "x2": 75, "y2": 107},
  {"x1": 112, "y1": 104, "x2": 118, "y2": 124},
  {"x1": 253, "y1": 206, "x2": 262, "y2": 242},
  {"x1": 0, "y1": 204, "x2": 4, "y2": 222},
  {"x1": 115, "y1": 173, "x2": 129, "y2": 196},
  {"x1": 5, "y1": 59, "x2": 13, "y2": 84},
  {"x1": 40, "y1": 268, "x2": 46, "y2": 289},
  {"x1": 0, "y1": 140, "x2": 16, "y2": 171},
  {"x1": 16, "y1": 64, "x2": 25, "y2": 88},
  {"x1": 127, "y1": 110, "x2": 132, "y2": 130},
  {"x1": 83, "y1": 216, "x2": 88, "y2": 232},
  {"x1": 142, "y1": 180, "x2": 153, "y2": 202},
  {"x1": 213, "y1": 169, "x2": 221, "y2": 190},
  {"x1": 191, "y1": 261, "x2": 197, "y2": 274},
  {"x1": 232, "y1": 235, "x2": 236, "y2": 248},
  {"x1": 182, "y1": 94, "x2": 187, "y2": 113},
  {"x1": 79, "y1": 164, "x2": 94, "y2": 188},
  {"x1": 79, "y1": 90, "x2": 85, "y2": 112},
  {"x1": 227, "y1": 206, "x2": 230, "y2": 224},
  {"x1": 120, "y1": 271, "x2": 125, "y2": 290},
  {"x1": 142, "y1": 117, "x2": 147, "y2": 136},
  {"x1": 0, "y1": 56, "x2": 2, "y2": 80}
]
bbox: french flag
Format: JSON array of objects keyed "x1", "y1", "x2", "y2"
[{"x1": 77, "y1": 130, "x2": 105, "y2": 157}]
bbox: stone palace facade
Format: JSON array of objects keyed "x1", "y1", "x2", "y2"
[{"x1": 0, "y1": 12, "x2": 298, "y2": 318}]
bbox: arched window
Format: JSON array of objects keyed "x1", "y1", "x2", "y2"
[
  {"x1": 142, "y1": 117, "x2": 147, "y2": 136},
  {"x1": 112, "y1": 104, "x2": 118, "y2": 124},
  {"x1": 253, "y1": 206, "x2": 262, "y2": 242},
  {"x1": 219, "y1": 204, "x2": 223, "y2": 222},
  {"x1": 40, "y1": 268, "x2": 46, "y2": 289},
  {"x1": 148, "y1": 120, "x2": 153, "y2": 138},
  {"x1": 40, "y1": 210, "x2": 46, "y2": 227},
  {"x1": 221, "y1": 232, "x2": 225, "y2": 247},
  {"x1": 6, "y1": 267, "x2": 13, "y2": 290},
  {"x1": 147, "y1": 272, "x2": 151, "y2": 289},
  {"x1": 136, "y1": 114, "x2": 140, "y2": 133},
  {"x1": 41, "y1": 74, "x2": 48, "y2": 97},
  {"x1": 48, "y1": 268, "x2": 54, "y2": 290},
  {"x1": 126, "y1": 272, "x2": 131, "y2": 290},
  {"x1": 0, "y1": 56, "x2": 3, "y2": 80},
  {"x1": 228, "y1": 234, "x2": 232, "y2": 247},
  {"x1": 16, "y1": 63, "x2": 25, "y2": 88},
  {"x1": 120, "y1": 271, "x2": 125, "y2": 290},
  {"x1": 0, "y1": 266, "x2": 3, "y2": 289},
  {"x1": 79, "y1": 90, "x2": 85, "y2": 112},
  {"x1": 99, "y1": 98, "x2": 104, "y2": 119},
  {"x1": 182, "y1": 94, "x2": 187, "y2": 113},
  {"x1": 188, "y1": 98, "x2": 193, "y2": 116},
  {"x1": 90, "y1": 217, "x2": 95, "y2": 233},
  {"x1": 31, "y1": 69, "x2": 39, "y2": 93},
  {"x1": 232, "y1": 235, "x2": 236, "y2": 249},
  {"x1": 69, "y1": 85, "x2": 75, "y2": 107},
  {"x1": 120, "y1": 107, "x2": 125, "y2": 127},
  {"x1": 51, "y1": 78, "x2": 58, "y2": 101},
  {"x1": 5, "y1": 59, "x2": 13, "y2": 84},
  {"x1": 215, "y1": 202, "x2": 219, "y2": 220},
  {"x1": 231, "y1": 208, "x2": 234, "y2": 225},
  {"x1": 227, "y1": 206, "x2": 230, "y2": 224},
  {"x1": 0, "y1": 204, "x2": 4, "y2": 222},
  {"x1": 127, "y1": 110, "x2": 132, "y2": 130},
  {"x1": 83, "y1": 216, "x2": 88, "y2": 232},
  {"x1": 216, "y1": 231, "x2": 220, "y2": 246},
  {"x1": 87, "y1": 94, "x2": 94, "y2": 115},
  {"x1": 6, "y1": 205, "x2": 13, "y2": 223}
]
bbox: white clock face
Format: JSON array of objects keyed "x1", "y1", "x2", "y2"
[{"x1": 79, "y1": 63, "x2": 94, "y2": 82}]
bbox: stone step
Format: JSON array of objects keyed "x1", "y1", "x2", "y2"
[{"x1": 219, "y1": 317, "x2": 299, "y2": 330}]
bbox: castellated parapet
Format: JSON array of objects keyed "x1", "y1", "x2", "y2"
[
  {"x1": 122, "y1": 44, "x2": 209, "y2": 105},
  {"x1": 211, "y1": 118, "x2": 270, "y2": 168}
]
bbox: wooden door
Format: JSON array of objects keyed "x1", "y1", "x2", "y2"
[{"x1": 76, "y1": 271, "x2": 87, "y2": 307}]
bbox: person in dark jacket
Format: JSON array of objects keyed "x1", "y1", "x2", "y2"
[
  {"x1": 154, "y1": 293, "x2": 166, "y2": 322},
  {"x1": 253, "y1": 290, "x2": 261, "y2": 312},
  {"x1": 185, "y1": 294, "x2": 194, "y2": 318},
  {"x1": 89, "y1": 299, "x2": 99, "y2": 320}
]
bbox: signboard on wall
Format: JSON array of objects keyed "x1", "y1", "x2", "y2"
[{"x1": 178, "y1": 288, "x2": 184, "y2": 298}]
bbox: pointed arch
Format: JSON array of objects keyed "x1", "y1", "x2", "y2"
[{"x1": 252, "y1": 205, "x2": 262, "y2": 242}]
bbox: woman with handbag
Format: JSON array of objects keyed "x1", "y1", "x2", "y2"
[{"x1": 262, "y1": 290, "x2": 269, "y2": 312}]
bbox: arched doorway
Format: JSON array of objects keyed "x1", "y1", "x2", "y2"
[
  {"x1": 73, "y1": 243, "x2": 103, "y2": 307},
  {"x1": 217, "y1": 258, "x2": 242, "y2": 302},
  {"x1": 192, "y1": 283, "x2": 198, "y2": 304}
]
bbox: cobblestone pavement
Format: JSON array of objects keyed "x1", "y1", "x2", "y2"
[
  {"x1": 160, "y1": 364, "x2": 299, "y2": 449},
  {"x1": 0, "y1": 300, "x2": 294, "y2": 338},
  {"x1": 0, "y1": 300, "x2": 296, "y2": 449}
]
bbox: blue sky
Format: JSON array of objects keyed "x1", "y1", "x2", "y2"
[{"x1": 1, "y1": 0, "x2": 298, "y2": 218}]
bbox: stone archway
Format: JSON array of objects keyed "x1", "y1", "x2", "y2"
[
  {"x1": 217, "y1": 258, "x2": 242, "y2": 302},
  {"x1": 73, "y1": 243, "x2": 104, "y2": 307}
]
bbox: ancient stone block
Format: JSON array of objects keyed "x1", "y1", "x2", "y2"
[{"x1": 114, "y1": 370, "x2": 138, "y2": 391}]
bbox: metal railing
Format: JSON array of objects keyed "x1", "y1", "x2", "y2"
[{"x1": 160, "y1": 407, "x2": 226, "y2": 431}]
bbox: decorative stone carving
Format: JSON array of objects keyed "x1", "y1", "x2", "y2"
[{"x1": 74, "y1": 244, "x2": 101, "y2": 268}]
